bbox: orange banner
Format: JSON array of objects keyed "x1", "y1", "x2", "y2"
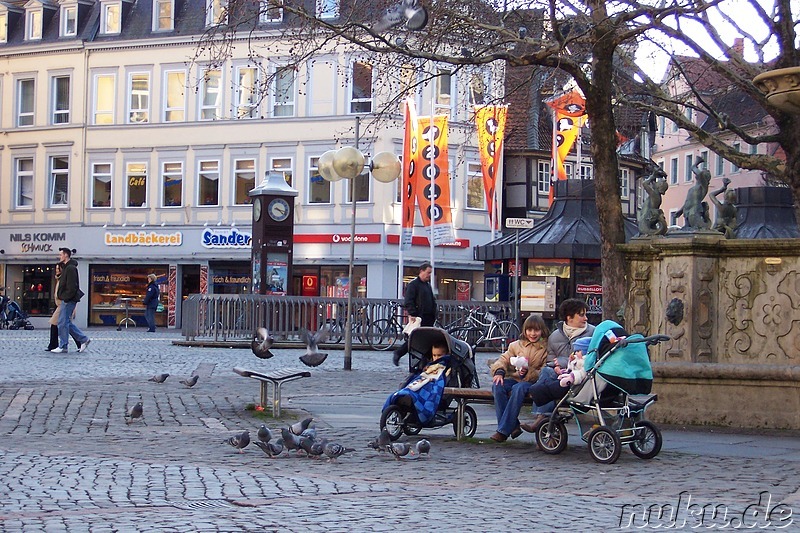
[
  {"x1": 401, "y1": 98, "x2": 419, "y2": 250},
  {"x1": 546, "y1": 89, "x2": 587, "y2": 203},
  {"x1": 474, "y1": 105, "x2": 507, "y2": 230},
  {"x1": 415, "y1": 114, "x2": 454, "y2": 245},
  {"x1": 546, "y1": 89, "x2": 586, "y2": 117}
]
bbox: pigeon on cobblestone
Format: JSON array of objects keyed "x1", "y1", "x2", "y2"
[
  {"x1": 224, "y1": 430, "x2": 250, "y2": 453},
  {"x1": 299, "y1": 427, "x2": 316, "y2": 441},
  {"x1": 257, "y1": 424, "x2": 273, "y2": 444},
  {"x1": 125, "y1": 402, "x2": 143, "y2": 424},
  {"x1": 179, "y1": 375, "x2": 199, "y2": 388},
  {"x1": 368, "y1": 429, "x2": 392, "y2": 452},
  {"x1": 251, "y1": 327, "x2": 275, "y2": 359},
  {"x1": 389, "y1": 442, "x2": 411, "y2": 460},
  {"x1": 299, "y1": 328, "x2": 329, "y2": 367},
  {"x1": 323, "y1": 442, "x2": 354, "y2": 462},
  {"x1": 281, "y1": 427, "x2": 302, "y2": 454},
  {"x1": 415, "y1": 439, "x2": 431, "y2": 457},
  {"x1": 254, "y1": 439, "x2": 284, "y2": 458},
  {"x1": 289, "y1": 417, "x2": 313, "y2": 436},
  {"x1": 299, "y1": 436, "x2": 316, "y2": 456},
  {"x1": 148, "y1": 373, "x2": 169, "y2": 383},
  {"x1": 308, "y1": 439, "x2": 327, "y2": 459}
]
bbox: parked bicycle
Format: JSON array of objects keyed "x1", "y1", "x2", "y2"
[
  {"x1": 367, "y1": 301, "x2": 405, "y2": 351},
  {"x1": 326, "y1": 305, "x2": 371, "y2": 345},
  {"x1": 446, "y1": 306, "x2": 519, "y2": 350}
]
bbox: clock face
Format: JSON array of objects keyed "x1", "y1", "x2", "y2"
[
  {"x1": 253, "y1": 197, "x2": 262, "y2": 222},
  {"x1": 268, "y1": 198, "x2": 290, "y2": 222}
]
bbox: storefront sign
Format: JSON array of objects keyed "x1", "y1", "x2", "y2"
[
  {"x1": 576, "y1": 284, "x2": 602, "y2": 294},
  {"x1": 201, "y1": 228, "x2": 252, "y2": 248},
  {"x1": 211, "y1": 275, "x2": 251, "y2": 285},
  {"x1": 295, "y1": 234, "x2": 381, "y2": 244},
  {"x1": 105, "y1": 231, "x2": 182, "y2": 246},
  {"x1": 386, "y1": 234, "x2": 470, "y2": 248},
  {"x1": 9, "y1": 232, "x2": 68, "y2": 254}
]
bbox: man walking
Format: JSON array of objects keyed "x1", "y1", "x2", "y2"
[
  {"x1": 393, "y1": 262, "x2": 437, "y2": 366},
  {"x1": 53, "y1": 248, "x2": 90, "y2": 354}
]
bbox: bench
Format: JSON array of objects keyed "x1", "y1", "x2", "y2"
[
  {"x1": 233, "y1": 367, "x2": 311, "y2": 417},
  {"x1": 444, "y1": 387, "x2": 535, "y2": 440}
]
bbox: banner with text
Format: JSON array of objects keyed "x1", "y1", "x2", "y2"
[
  {"x1": 401, "y1": 98, "x2": 419, "y2": 250},
  {"x1": 414, "y1": 114, "x2": 454, "y2": 245},
  {"x1": 474, "y1": 105, "x2": 507, "y2": 230}
]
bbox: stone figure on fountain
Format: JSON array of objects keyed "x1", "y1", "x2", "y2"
[{"x1": 636, "y1": 166, "x2": 670, "y2": 236}]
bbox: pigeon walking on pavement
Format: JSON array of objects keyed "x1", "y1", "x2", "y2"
[
  {"x1": 281, "y1": 427, "x2": 302, "y2": 454},
  {"x1": 415, "y1": 439, "x2": 431, "y2": 457},
  {"x1": 257, "y1": 424, "x2": 273, "y2": 444},
  {"x1": 179, "y1": 375, "x2": 199, "y2": 388},
  {"x1": 389, "y1": 441, "x2": 411, "y2": 460},
  {"x1": 289, "y1": 417, "x2": 313, "y2": 436},
  {"x1": 148, "y1": 373, "x2": 169, "y2": 383},
  {"x1": 254, "y1": 439, "x2": 284, "y2": 458},
  {"x1": 323, "y1": 442, "x2": 354, "y2": 462},
  {"x1": 368, "y1": 429, "x2": 392, "y2": 452},
  {"x1": 224, "y1": 430, "x2": 250, "y2": 453},
  {"x1": 299, "y1": 327, "x2": 329, "y2": 367},
  {"x1": 250, "y1": 327, "x2": 275, "y2": 359},
  {"x1": 125, "y1": 402, "x2": 143, "y2": 424}
]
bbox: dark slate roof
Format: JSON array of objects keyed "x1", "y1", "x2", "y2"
[
  {"x1": 474, "y1": 179, "x2": 639, "y2": 261},
  {"x1": 700, "y1": 87, "x2": 768, "y2": 134},
  {"x1": 735, "y1": 186, "x2": 800, "y2": 239}
]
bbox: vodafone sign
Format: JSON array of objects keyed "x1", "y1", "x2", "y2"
[{"x1": 295, "y1": 233, "x2": 381, "y2": 244}]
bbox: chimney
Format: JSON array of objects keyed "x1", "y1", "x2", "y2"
[{"x1": 730, "y1": 37, "x2": 744, "y2": 56}]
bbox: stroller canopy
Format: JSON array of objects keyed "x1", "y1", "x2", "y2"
[{"x1": 585, "y1": 320, "x2": 653, "y2": 395}]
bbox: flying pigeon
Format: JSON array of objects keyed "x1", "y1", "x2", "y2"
[
  {"x1": 125, "y1": 402, "x2": 143, "y2": 424},
  {"x1": 257, "y1": 424, "x2": 273, "y2": 444},
  {"x1": 281, "y1": 427, "x2": 302, "y2": 454},
  {"x1": 372, "y1": 0, "x2": 428, "y2": 32},
  {"x1": 389, "y1": 441, "x2": 411, "y2": 460},
  {"x1": 179, "y1": 375, "x2": 199, "y2": 388},
  {"x1": 299, "y1": 328, "x2": 329, "y2": 367},
  {"x1": 254, "y1": 439, "x2": 284, "y2": 458},
  {"x1": 368, "y1": 429, "x2": 392, "y2": 452},
  {"x1": 289, "y1": 417, "x2": 313, "y2": 436},
  {"x1": 323, "y1": 442, "x2": 354, "y2": 462},
  {"x1": 148, "y1": 373, "x2": 169, "y2": 383},
  {"x1": 251, "y1": 327, "x2": 275, "y2": 359},
  {"x1": 415, "y1": 439, "x2": 431, "y2": 457},
  {"x1": 224, "y1": 430, "x2": 250, "y2": 453}
]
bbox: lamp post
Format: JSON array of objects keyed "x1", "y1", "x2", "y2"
[{"x1": 318, "y1": 134, "x2": 401, "y2": 370}]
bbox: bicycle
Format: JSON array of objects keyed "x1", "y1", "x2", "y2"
[
  {"x1": 447, "y1": 306, "x2": 519, "y2": 350},
  {"x1": 326, "y1": 306, "x2": 369, "y2": 345},
  {"x1": 367, "y1": 301, "x2": 404, "y2": 351}
]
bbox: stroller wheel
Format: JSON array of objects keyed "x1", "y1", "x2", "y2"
[
  {"x1": 628, "y1": 420, "x2": 662, "y2": 460},
  {"x1": 380, "y1": 406, "x2": 406, "y2": 441},
  {"x1": 588, "y1": 426, "x2": 621, "y2": 464},
  {"x1": 403, "y1": 423, "x2": 422, "y2": 436},
  {"x1": 451, "y1": 405, "x2": 477, "y2": 439},
  {"x1": 535, "y1": 418, "x2": 568, "y2": 455}
]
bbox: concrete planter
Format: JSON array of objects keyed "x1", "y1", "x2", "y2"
[{"x1": 753, "y1": 66, "x2": 800, "y2": 114}]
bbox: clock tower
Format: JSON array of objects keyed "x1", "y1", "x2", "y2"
[{"x1": 249, "y1": 171, "x2": 298, "y2": 295}]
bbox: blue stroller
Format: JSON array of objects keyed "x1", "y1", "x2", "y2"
[
  {"x1": 380, "y1": 327, "x2": 480, "y2": 441},
  {"x1": 533, "y1": 320, "x2": 669, "y2": 464},
  {"x1": 1, "y1": 298, "x2": 35, "y2": 330}
]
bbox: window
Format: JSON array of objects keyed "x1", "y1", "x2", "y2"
[
  {"x1": 61, "y1": 6, "x2": 77, "y2": 36},
  {"x1": 467, "y1": 71, "x2": 486, "y2": 107},
  {"x1": 669, "y1": 157, "x2": 678, "y2": 185},
  {"x1": 272, "y1": 66, "x2": 295, "y2": 117},
  {"x1": 658, "y1": 116, "x2": 665, "y2": 138},
  {"x1": 537, "y1": 160, "x2": 550, "y2": 194},
  {"x1": 49, "y1": 156, "x2": 69, "y2": 207},
  {"x1": 153, "y1": 0, "x2": 173, "y2": 31},
  {"x1": 127, "y1": 73, "x2": 150, "y2": 123},
  {"x1": 205, "y1": 0, "x2": 226, "y2": 26},
  {"x1": 271, "y1": 157, "x2": 292, "y2": 186},
  {"x1": 199, "y1": 69, "x2": 222, "y2": 120},
  {"x1": 0, "y1": 13, "x2": 7, "y2": 43},
  {"x1": 17, "y1": 78, "x2": 35, "y2": 127},
  {"x1": 578, "y1": 164, "x2": 593, "y2": 180},
  {"x1": 26, "y1": 9, "x2": 42, "y2": 40},
  {"x1": 349, "y1": 61, "x2": 373, "y2": 114},
  {"x1": 700, "y1": 150, "x2": 708, "y2": 167},
  {"x1": 749, "y1": 143, "x2": 758, "y2": 155},
  {"x1": 434, "y1": 68, "x2": 452, "y2": 116},
  {"x1": 316, "y1": 0, "x2": 338, "y2": 19},
  {"x1": 684, "y1": 154, "x2": 693, "y2": 182},
  {"x1": 101, "y1": 2, "x2": 121, "y2": 34},
  {"x1": 466, "y1": 162, "x2": 484, "y2": 209},
  {"x1": 260, "y1": 0, "x2": 282, "y2": 22},
  {"x1": 669, "y1": 209, "x2": 679, "y2": 226},
  {"x1": 308, "y1": 157, "x2": 330, "y2": 204},
  {"x1": 198, "y1": 160, "x2": 220, "y2": 206},
  {"x1": 15, "y1": 158, "x2": 34, "y2": 208},
  {"x1": 347, "y1": 172, "x2": 369, "y2": 202},
  {"x1": 234, "y1": 159, "x2": 255, "y2": 204},
  {"x1": 163, "y1": 70, "x2": 185, "y2": 122},
  {"x1": 235, "y1": 66, "x2": 259, "y2": 119},
  {"x1": 91, "y1": 163, "x2": 113, "y2": 208},
  {"x1": 51, "y1": 75, "x2": 70, "y2": 124},
  {"x1": 715, "y1": 153, "x2": 724, "y2": 176},
  {"x1": 619, "y1": 168, "x2": 629, "y2": 199},
  {"x1": 126, "y1": 162, "x2": 147, "y2": 207},
  {"x1": 731, "y1": 143, "x2": 741, "y2": 172},
  {"x1": 93, "y1": 74, "x2": 115, "y2": 124},
  {"x1": 162, "y1": 161, "x2": 183, "y2": 207},
  {"x1": 683, "y1": 105, "x2": 693, "y2": 124},
  {"x1": 671, "y1": 118, "x2": 679, "y2": 133}
]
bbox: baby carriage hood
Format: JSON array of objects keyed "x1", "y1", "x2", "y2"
[{"x1": 585, "y1": 320, "x2": 653, "y2": 395}]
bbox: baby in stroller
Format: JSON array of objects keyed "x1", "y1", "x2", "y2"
[
  {"x1": 380, "y1": 327, "x2": 479, "y2": 441},
  {"x1": 1, "y1": 297, "x2": 35, "y2": 330}
]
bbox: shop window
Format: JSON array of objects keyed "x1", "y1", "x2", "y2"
[
  {"x1": 163, "y1": 70, "x2": 185, "y2": 122},
  {"x1": 211, "y1": 265, "x2": 251, "y2": 294},
  {"x1": 49, "y1": 156, "x2": 69, "y2": 207},
  {"x1": 89, "y1": 266, "x2": 168, "y2": 327},
  {"x1": 161, "y1": 161, "x2": 183, "y2": 207},
  {"x1": 234, "y1": 158, "x2": 255, "y2": 204},
  {"x1": 91, "y1": 162, "x2": 113, "y2": 207},
  {"x1": 21, "y1": 265, "x2": 55, "y2": 315},
  {"x1": 198, "y1": 160, "x2": 220, "y2": 206},
  {"x1": 126, "y1": 162, "x2": 147, "y2": 207},
  {"x1": 319, "y1": 265, "x2": 366, "y2": 298},
  {"x1": 466, "y1": 162, "x2": 484, "y2": 209},
  {"x1": 308, "y1": 156, "x2": 330, "y2": 204}
]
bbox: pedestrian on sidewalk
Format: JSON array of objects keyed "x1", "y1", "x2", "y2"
[
  {"x1": 393, "y1": 262, "x2": 438, "y2": 366},
  {"x1": 45, "y1": 262, "x2": 81, "y2": 351},
  {"x1": 143, "y1": 274, "x2": 160, "y2": 332},
  {"x1": 53, "y1": 248, "x2": 90, "y2": 354}
]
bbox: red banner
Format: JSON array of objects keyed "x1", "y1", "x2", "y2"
[{"x1": 474, "y1": 105, "x2": 507, "y2": 230}]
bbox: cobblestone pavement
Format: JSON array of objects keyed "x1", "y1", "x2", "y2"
[{"x1": 1, "y1": 328, "x2": 799, "y2": 531}]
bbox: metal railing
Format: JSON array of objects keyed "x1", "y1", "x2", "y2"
[{"x1": 181, "y1": 294, "x2": 514, "y2": 344}]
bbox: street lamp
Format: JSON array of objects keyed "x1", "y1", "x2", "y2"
[{"x1": 319, "y1": 144, "x2": 401, "y2": 370}]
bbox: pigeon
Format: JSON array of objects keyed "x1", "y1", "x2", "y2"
[
  {"x1": 323, "y1": 442, "x2": 354, "y2": 462},
  {"x1": 308, "y1": 439, "x2": 327, "y2": 459},
  {"x1": 257, "y1": 424, "x2": 273, "y2": 444},
  {"x1": 224, "y1": 430, "x2": 250, "y2": 453},
  {"x1": 372, "y1": 0, "x2": 428, "y2": 32},
  {"x1": 250, "y1": 327, "x2": 275, "y2": 359},
  {"x1": 179, "y1": 375, "x2": 199, "y2": 388},
  {"x1": 389, "y1": 441, "x2": 411, "y2": 460},
  {"x1": 415, "y1": 439, "x2": 431, "y2": 457},
  {"x1": 299, "y1": 328, "x2": 329, "y2": 367},
  {"x1": 299, "y1": 436, "x2": 316, "y2": 456},
  {"x1": 254, "y1": 439, "x2": 284, "y2": 458},
  {"x1": 125, "y1": 402, "x2": 143, "y2": 424},
  {"x1": 289, "y1": 417, "x2": 313, "y2": 436},
  {"x1": 148, "y1": 373, "x2": 169, "y2": 383},
  {"x1": 300, "y1": 427, "x2": 317, "y2": 441},
  {"x1": 368, "y1": 429, "x2": 392, "y2": 452},
  {"x1": 281, "y1": 427, "x2": 302, "y2": 454}
]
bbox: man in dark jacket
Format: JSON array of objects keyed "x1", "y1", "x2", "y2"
[
  {"x1": 53, "y1": 248, "x2": 90, "y2": 354},
  {"x1": 393, "y1": 262, "x2": 437, "y2": 366},
  {"x1": 143, "y1": 273, "x2": 160, "y2": 332}
]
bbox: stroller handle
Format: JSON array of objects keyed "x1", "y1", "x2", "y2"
[{"x1": 618, "y1": 334, "x2": 671, "y2": 348}]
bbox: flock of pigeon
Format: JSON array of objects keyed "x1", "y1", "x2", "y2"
[
  {"x1": 368, "y1": 429, "x2": 432, "y2": 460},
  {"x1": 250, "y1": 327, "x2": 330, "y2": 367},
  {"x1": 123, "y1": 373, "x2": 199, "y2": 424}
]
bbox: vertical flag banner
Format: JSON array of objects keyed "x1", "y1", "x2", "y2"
[
  {"x1": 414, "y1": 114, "x2": 454, "y2": 245},
  {"x1": 401, "y1": 98, "x2": 419, "y2": 250},
  {"x1": 474, "y1": 105, "x2": 507, "y2": 230},
  {"x1": 546, "y1": 89, "x2": 587, "y2": 203}
]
